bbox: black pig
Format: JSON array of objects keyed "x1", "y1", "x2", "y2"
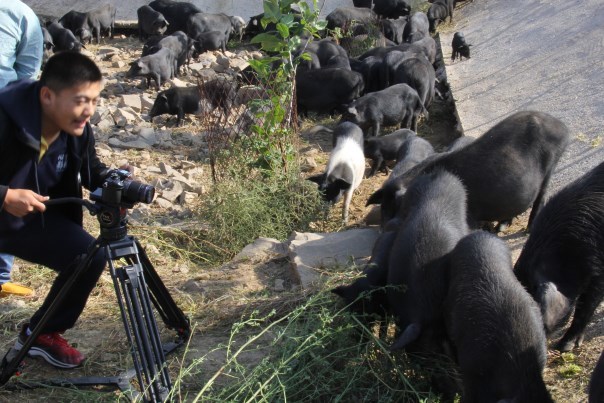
[
  {"x1": 86, "y1": 4, "x2": 116, "y2": 44},
  {"x1": 296, "y1": 68, "x2": 364, "y2": 116},
  {"x1": 191, "y1": 30, "x2": 227, "y2": 54},
  {"x1": 363, "y1": 128, "x2": 415, "y2": 177},
  {"x1": 149, "y1": 86, "x2": 201, "y2": 126},
  {"x1": 137, "y1": 5, "x2": 169, "y2": 41},
  {"x1": 388, "y1": 169, "x2": 469, "y2": 351},
  {"x1": 46, "y1": 21, "x2": 82, "y2": 52},
  {"x1": 332, "y1": 222, "x2": 399, "y2": 324},
  {"x1": 367, "y1": 135, "x2": 434, "y2": 227},
  {"x1": 452, "y1": 32, "x2": 472, "y2": 61},
  {"x1": 342, "y1": 83, "x2": 428, "y2": 135},
  {"x1": 367, "y1": 111, "x2": 570, "y2": 230},
  {"x1": 427, "y1": 0, "x2": 454, "y2": 33},
  {"x1": 514, "y1": 160, "x2": 604, "y2": 351},
  {"x1": 128, "y1": 47, "x2": 175, "y2": 90},
  {"x1": 445, "y1": 231, "x2": 552, "y2": 403},
  {"x1": 402, "y1": 12, "x2": 429, "y2": 43}
]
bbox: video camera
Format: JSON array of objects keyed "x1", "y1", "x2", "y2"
[
  {"x1": 88, "y1": 169, "x2": 155, "y2": 239},
  {"x1": 90, "y1": 169, "x2": 155, "y2": 208}
]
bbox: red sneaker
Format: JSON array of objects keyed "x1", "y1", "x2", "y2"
[{"x1": 14, "y1": 326, "x2": 85, "y2": 369}]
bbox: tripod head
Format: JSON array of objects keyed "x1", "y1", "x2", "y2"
[{"x1": 47, "y1": 169, "x2": 155, "y2": 242}]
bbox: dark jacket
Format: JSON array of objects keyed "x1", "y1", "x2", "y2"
[{"x1": 0, "y1": 79, "x2": 109, "y2": 232}]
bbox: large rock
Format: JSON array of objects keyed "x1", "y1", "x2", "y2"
[
  {"x1": 119, "y1": 94, "x2": 142, "y2": 113},
  {"x1": 234, "y1": 237, "x2": 288, "y2": 262},
  {"x1": 288, "y1": 228, "x2": 379, "y2": 288}
]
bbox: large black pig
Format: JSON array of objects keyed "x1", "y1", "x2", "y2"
[
  {"x1": 367, "y1": 111, "x2": 570, "y2": 230},
  {"x1": 127, "y1": 47, "x2": 175, "y2": 90},
  {"x1": 332, "y1": 224, "x2": 399, "y2": 325},
  {"x1": 514, "y1": 160, "x2": 604, "y2": 351},
  {"x1": 388, "y1": 169, "x2": 469, "y2": 351},
  {"x1": 402, "y1": 12, "x2": 429, "y2": 43},
  {"x1": 85, "y1": 4, "x2": 116, "y2": 44},
  {"x1": 393, "y1": 56, "x2": 436, "y2": 108},
  {"x1": 445, "y1": 232, "x2": 552, "y2": 403},
  {"x1": 58, "y1": 10, "x2": 92, "y2": 44},
  {"x1": 326, "y1": 7, "x2": 377, "y2": 34},
  {"x1": 296, "y1": 68, "x2": 364, "y2": 116},
  {"x1": 342, "y1": 83, "x2": 427, "y2": 135},
  {"x1": 367, "y1": 135, "x2": 435, "y2": 228},
  {"x1": 149, "y1": 86, "x2": 201, "y2": 126},
  {"x1": 46, "y1": 21, "x2": 82, "y2": 52},
  {"x1": 427, "y1": 0, "x2": 454, "y2": 33},
  {"x1": 149, "y1": 0, "x2": 201, "y2": 34},
  {"x1": 137, "y1": 5, "x2": 169, "y2": 41}
]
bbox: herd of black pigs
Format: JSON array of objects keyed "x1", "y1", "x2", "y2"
[{"x1": 37, "y1": 0, "x2": 603, "y2": 401}]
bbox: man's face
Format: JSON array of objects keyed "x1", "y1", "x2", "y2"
[{"x1": 41, "y1": 81, "x2": 102, "y2": 137}]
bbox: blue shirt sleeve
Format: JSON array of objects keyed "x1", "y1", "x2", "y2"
[{"x1": 14, "y1": 5, "x2": 43, "y2": 81}]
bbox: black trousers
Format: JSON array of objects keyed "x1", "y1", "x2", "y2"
[{"x1": 0, "y1": 211, "x2": 106, "y2": 333}]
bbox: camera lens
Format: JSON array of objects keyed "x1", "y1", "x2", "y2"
[{"x1": 123, "y1": 180, "x2": 155, "y2": 204}]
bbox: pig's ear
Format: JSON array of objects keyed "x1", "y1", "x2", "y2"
[
  {"x1": 366, "y1": 189, "x2": 383, "y2": 206},
  {"x1": 307, "y1": 173, "x2": 325, "y2": 185}
]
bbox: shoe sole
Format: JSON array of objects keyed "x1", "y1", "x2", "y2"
[{"x1": 14, "y1": 339, "x2": 83, "y2": 369}]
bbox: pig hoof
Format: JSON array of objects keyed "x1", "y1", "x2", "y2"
[{"x1": 555, "y1": 337, "x2": 581, "y2": 352}]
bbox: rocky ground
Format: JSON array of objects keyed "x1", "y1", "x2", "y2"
[{"x1": 0, "y1": 24, "x2": 600, "y2": 402}]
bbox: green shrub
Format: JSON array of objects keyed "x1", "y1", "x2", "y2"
[{"x1": 198, "y1": 170, "x2": 323, "y2": 260}]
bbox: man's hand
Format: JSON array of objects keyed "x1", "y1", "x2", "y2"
[{"x1": 3, "y1": 189, "x2": 49, "y2": 217}]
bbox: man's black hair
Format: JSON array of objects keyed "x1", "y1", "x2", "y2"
[{"x1": 39, "y1": 51, "x2": 103, "y2": 92}]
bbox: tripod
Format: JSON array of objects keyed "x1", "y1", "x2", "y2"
[{"x1": 0, "y1": 197, "x2": 191, "y2": 402}]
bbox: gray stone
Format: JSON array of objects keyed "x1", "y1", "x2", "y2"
[
  {"x1": 155, "y1": 197, "x2": 174, "y2": 209},
  {"x1": 181, "y1": 279, "x2": 205, "y2": 294},
  {"x1": 300, "y1": 156, "x2": 317, "y2": 173},
  {"x1": 119, "y1": 94, "x2": 142, "y2": 113},
  {"x1": 97, "y1": 116, "x2": 115, "y2": 130},
  {"x1": 141, "y1": 94, "x2": 154, "y2": 111},
  {"x1": 234, "y1": 237, "x2": 288, "y2": 262},
  {"x1": 210, "y1": 62, "x2": 227, "y2": 73},
  {"x1": 195, "y1": 68, "x2": 217, "y2": 81},
  {"x1": 188, "y1": 62, "x2": 206, "y2": 71},
  {"x1": 229, "y1": 58, "x2": 249, "y2": 72},
  {"x1": 288, "y1": 228, "x2": 380, "y2": 288},
  {"x1": 161, "y1": 181, "x2": 184, "y2": 203},
  {"x1": 198, "y1": 53, "x2": 217, "y2": 65},
  {"x1": 98, "y1": 47, "x2": 120, "y2": 59},
  {"x1": 138, "y1": 127, "x2": 158, "y2": 145},
  {"x1": 216, "y1": 54, "x2": 231, "y2": 67},
  {"x1": 107, "y1": 138, "x2": 151, "y2": 150},
  {"x1": 113, "y1": 108, "x2": 139, "y2": 127},
  {"x1": 169, "y1": 78, "x2": 189, "y2": 88}
]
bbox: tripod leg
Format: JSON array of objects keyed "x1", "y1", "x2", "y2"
[
  {"x1": 134, "y1": 239, "x2": 191, "y2": 339},
  {"x1": 108, "y1": 244, "x2": 171, "y2": 402},
  {"x1": 0, "y1": 243, "x2": 103, "y2": 386}
]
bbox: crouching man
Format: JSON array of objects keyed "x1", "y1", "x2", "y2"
[{"x1": 0, "y1": 52, "x2": 110, "y2": 368}]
